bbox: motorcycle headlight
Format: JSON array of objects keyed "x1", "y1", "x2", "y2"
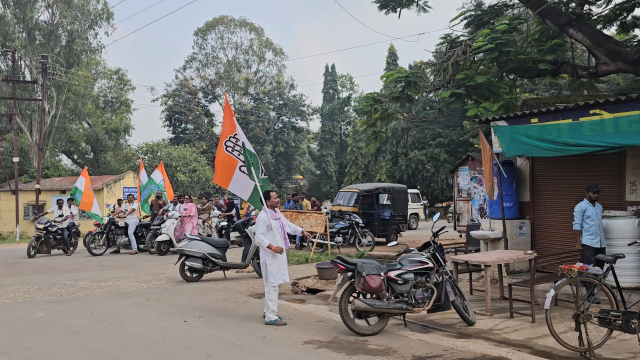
[
  {"x1": 35, "y1": 224, "x2": 44, "y2": 229},
  {"x1": 118, "y1": 221, "x2": 126, "y2": 227},
  {"x1": 103, "y1": 217, "x2": 109, "y2": 223}
]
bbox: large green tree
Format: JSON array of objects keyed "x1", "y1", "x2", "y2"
[{"x1": 0, "y1": 0, "x2": 114, "y2": 168}]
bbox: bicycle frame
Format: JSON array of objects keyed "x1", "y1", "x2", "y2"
[{"x1": 599, "y1": 263, "x2": 640, "y2": 311}]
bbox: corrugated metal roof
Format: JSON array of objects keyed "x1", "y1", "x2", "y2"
[
  {"x1": 475, "y1": 94, "x2": 640, "y2": 123},
  {"x1": 0, "y1": 171, "x2": 132, "y2": 191}
]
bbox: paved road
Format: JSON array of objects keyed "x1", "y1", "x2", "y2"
[{"x1": 0, "y1": 242, "x2": 538, "y2": 360}]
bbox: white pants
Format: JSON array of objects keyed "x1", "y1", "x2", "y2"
[
  {"x1": 126, "y1": 219, "x2": 139, "y2": 251},
  {"x1": 264, "y1": 283, "x2": 280, "y2": 322}
]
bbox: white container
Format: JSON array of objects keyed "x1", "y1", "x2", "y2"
[{"x1": 603, "y1": 215, "x2": 640, "y2": 289}]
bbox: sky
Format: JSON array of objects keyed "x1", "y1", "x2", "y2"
[{"x1": 104, "y1": 0, "x2": 463, "y2": 144}]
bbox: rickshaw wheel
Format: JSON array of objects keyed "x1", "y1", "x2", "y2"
[{"x1": 386, "y1": 229, "x2": 399, "y2": 244}]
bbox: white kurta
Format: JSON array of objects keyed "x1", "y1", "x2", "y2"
[{"x1": 254, "y1": 209, "x2": 303, "y2": 287}]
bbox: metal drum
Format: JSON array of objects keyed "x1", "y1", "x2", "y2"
[{"x1": 603, "y1": 212, "x2": 640, "y2": 289}]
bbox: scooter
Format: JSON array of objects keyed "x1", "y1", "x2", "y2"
[
  {"x1": 154, "y1": 211, "x2": 181, "y2": 256},
  {"x1": 174, "y1": 216, "x2": 262, "y2": 282}
]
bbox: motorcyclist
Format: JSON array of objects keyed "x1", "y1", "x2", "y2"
[
  {"x1": 218, "y1": 197, "x2": 239, "y2": 241},
  {"x1": 35, "y1": 198, "x2": 71, "y2": 256},
  {"x1": 158, "y1": 196, "x2": 182, "y2": 216},
  {"x1": 110, "y1": 194, "x2": 139, "y2": 255}
]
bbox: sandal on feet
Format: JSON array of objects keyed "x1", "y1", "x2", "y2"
[
  {"x1": 110, "y1": 249, "x2": 120, "y2": 254},
  {"x1": 264, "y1": 319, "x2": 287, "y2": 326}
]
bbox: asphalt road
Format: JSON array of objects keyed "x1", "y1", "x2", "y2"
[{"x1": 0, "y1": 237, "x2": 538, "y2": 360}]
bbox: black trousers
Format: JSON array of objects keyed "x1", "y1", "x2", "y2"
[
  {"x1": 60, "y1": 227, "x2": 71, "y2": 250},
  {"x1": 582, "y1": 244, "x2": 606, "y2": 269}
]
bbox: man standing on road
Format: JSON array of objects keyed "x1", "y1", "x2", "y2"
[
  {"x1": 150, "y1": 190, "x2": 167, "y2": 222},
  {"x1": 255, "y1": 190, "x2": 311, "y2": 326},
  {"x1": 422, "y1": 196, "x2": 429, "y2": 222},
  {"x1": 573, "y1": 182, "x2": 606, "y2": 269}
]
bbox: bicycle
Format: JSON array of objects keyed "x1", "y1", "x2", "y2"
[{"x1": 544, "y1": 239, "x2": 640, "y2": 359}]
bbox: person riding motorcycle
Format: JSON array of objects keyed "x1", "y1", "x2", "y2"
[
  {"x1": 35, "y1": 198, "x2": 72, "y2": 256},
  {"x1": 67, "y1": 197, "x2": 80, "y2": 238},
  {"x1": 110, "y1": 194, "x2": 140, "y2": 255}
]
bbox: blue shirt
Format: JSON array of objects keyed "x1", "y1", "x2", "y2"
[{"x1": 573, "y1": 199, "x2": 605, "y2": 248}]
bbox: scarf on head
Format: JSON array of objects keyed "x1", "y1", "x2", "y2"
[{"x1": 266, "y1": 207, "x2": 289, "y2": 249}]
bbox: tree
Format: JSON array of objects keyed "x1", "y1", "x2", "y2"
[
  {"x1": 372, "y1": 0, "x2": 640, "y2": 78},
  {"x1": 134, "y1": 140, "x2": 220, "y2": 198},
  {"x1": 59, "y1": 57, "x2": 136, "y2": 175},
  {"x1": 384, "y1": 43, "x2": 399, "y2": 73},
  {"x1": 0, "y1": 0, "x2": 114, "y2": 167},
  {"x1": 181, "y1": 15, "x2": 288, "y2": 106}
]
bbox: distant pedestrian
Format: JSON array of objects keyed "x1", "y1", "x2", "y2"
[
  {"x1": 300, "y1": 192, "x2": 311, "y2": 211},
  {"x1": 310, "y1": 196, "x2": 322, "y2": 211},
  {"x1": 421, "y1": 196, "x2": 429, "y2": 222},
  {"x1": 285, "y1": 194, "x2": 293, "y2": 210},
  {"x1": 574, "y1": 182, "x2": 606, "y2": 269}
]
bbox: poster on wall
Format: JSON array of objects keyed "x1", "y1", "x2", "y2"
[
  {"x1": 470, "y1": 175, "x2": 488, "y2": 223},
  {"x1": 458, "y1": 166, "x2": 470, "y2": 197}
]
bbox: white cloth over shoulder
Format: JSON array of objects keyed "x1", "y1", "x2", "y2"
[{"x1": 254, "y1": 209, "x2": 303, "y2": 287}]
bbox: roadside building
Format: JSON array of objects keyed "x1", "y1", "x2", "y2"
[
  {"x1": 479, "y1": 94, "x2": 640, "y2": 269},
  {"x1": 0, "y1": 171, "x2": 137, "y2": 234}
]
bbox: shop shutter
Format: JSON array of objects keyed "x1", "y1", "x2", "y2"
[{"x1": 532, "y1": 152, "x2": 625, "y2": 270}]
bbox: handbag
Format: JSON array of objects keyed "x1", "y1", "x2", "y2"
[{"x1": 355, "y1": 262, "x2": 386, "y2": 294}]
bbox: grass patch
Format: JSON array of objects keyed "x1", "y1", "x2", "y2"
[
  {"x1": 287, "y1": 250, "x2": 369, "y2": 265},
  {"x1": 0, "y1": 232, "x2": 32, "y2": 245}
]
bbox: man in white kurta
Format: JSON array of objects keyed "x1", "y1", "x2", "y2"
[{"x1": 255, "y1": 190, "x2": 310, "y2": 326}]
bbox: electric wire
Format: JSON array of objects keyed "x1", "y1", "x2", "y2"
[
  {"x1": 116, "y1": 0, "x2": 168, "y2": 25},
  {"x1": 110, "y1": 0, "x2": 126, "y2": 10},
  {"x1": 333, "y1": 0, "x2": 419, "y2": 43},
  {"x1": 105, "y1": 0, "x2": 199, "y2": 47}
]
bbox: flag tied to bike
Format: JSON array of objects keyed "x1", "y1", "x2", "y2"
[
  {"x1": 213, "y1": 93, "x2": 271, "y2": 211},
  {"x1": 69, "y1": 167, "x2": 103, "y2": 223}
]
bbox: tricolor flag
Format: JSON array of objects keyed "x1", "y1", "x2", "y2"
[
  {"x1": 137, "y1": 159, "x2": 153, "y2": 215},
  {"x1": 69, "y1": 167, "x2": 103, "y2": 223},
  {"x1": 214, "y1": 93, "x2": 270, "y2": 211},
  {"x1": 150, "y1": 162, "x2": 174, "y2": 202}
]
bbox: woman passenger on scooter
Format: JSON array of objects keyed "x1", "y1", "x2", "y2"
[{"x1": 176, "y1": 195, "x2": 198, "y2": 241}]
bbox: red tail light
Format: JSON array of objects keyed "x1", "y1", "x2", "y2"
[{"x1": 332, "y1": 262, "x2": 346, "y2": 274}]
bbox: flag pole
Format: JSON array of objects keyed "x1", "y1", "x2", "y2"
[{"x1": 250, "y1": 166, "x2": 290, "y2": 252}]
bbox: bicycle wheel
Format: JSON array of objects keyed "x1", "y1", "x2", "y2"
[{"x1": 545, "y1": 276, "x2": 617, "y2": 353}]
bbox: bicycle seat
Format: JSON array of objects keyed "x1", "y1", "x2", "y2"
[{"x1": 595, "y1": 253, "x2": 625, "y2": 264}]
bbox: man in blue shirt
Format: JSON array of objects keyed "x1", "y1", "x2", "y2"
[{"x1": 573, "y1": 182, "x2": 606, "y2": 269}]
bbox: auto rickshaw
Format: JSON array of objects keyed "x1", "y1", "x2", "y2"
[{"x1": 330, "y1": 183, "x2": 409, "y2": 244}]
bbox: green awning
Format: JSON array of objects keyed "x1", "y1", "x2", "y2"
[{"x1": 492, "y1": 114, "x2": 640, "y2": 157}]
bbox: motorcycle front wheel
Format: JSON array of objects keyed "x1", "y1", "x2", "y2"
[
  {"x1": 179, "y1": 260, "x2": 204, "y2": 282},
  {"x1": 338, "y1": 283, "x2": 389, "y2": 336},
  {"x1": 146, "y1": 232, "x2": 158, "y2": 255},
  {"x1": 449, "y1": 279, "x2": 476, "y2": 326},
  {"x1": 27, "y1": 236, "x2": 40, "y2": 258},
  {"x1": 156, "y1": 241, "x2": 171, "y2": 256},
  {"x1": 355, "y1": 230, "x2": 376, "y2": 253},
  {"x1": 86, "y1": 232, "x2": 108, "y2": 256}
]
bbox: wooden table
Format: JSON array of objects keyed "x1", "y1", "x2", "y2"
[{"x1": 449, "y1": 250, "x2": 537, "y2": 316}]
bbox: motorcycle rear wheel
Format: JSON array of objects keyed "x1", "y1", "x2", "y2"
[
  {"x1": 27, "y1": 237, "x2": 39, "y2": 258},
  {"x1": 449, "y1": 279, "x2": 476, "y2": 326},
  {"x1": 308, "y1": 234, "x2": 328, "y2": 253},
  {"x1": 179, "y1": 260, "x2": 205, "y2": 282},
  {"x1": 338, "y1": 283, "x2": 389, "y2": 336},
  {"x1": 251, "y1": 253, "x2": 263, "y2": 278}
]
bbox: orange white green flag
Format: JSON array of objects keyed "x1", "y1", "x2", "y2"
[
  {"x1": 150, "y1": 162, "x2": 174, "y2": 202},
  {"x1": 69, "y1": 167, "x2": 103, "y2": 223},
  {"x1": 213, "y1": 94, "x2": 270, "y2": 211}
]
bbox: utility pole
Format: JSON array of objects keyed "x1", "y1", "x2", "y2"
[
  {"x1": 36, "y1": 55, "x2": 48, "y2": 214},
  {"x1": 0, "y1": 49, "x2": 40, "y2": 241}
]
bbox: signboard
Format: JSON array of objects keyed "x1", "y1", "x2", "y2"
[
  {"x1": 280, "y1": 210, "x2": 328, "y2": 233},
  {"x1": 458, "y1": 166, "x2": 470, "y2": 189},
  {"x1": 123, "y1": 187, "x2": 138, "y2": 200}
]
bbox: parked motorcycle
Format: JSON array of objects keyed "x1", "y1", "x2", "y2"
[
  {"x1": 27, "y1": 216, "x2": 79, "y2": 258},
  {"x1": 329, "y1": 213, "x2": 475, "y2": 336},
  {"x1": 174, "y1": 216, "x2": 262, "y2": 282},
  {"x1": 313, "y1": 212, "x2": 375, "y2": 252},
  {"x1": 145, "y1": 215, "x2": 167, "y2": 255},
  {"x1": 85, "y1": 213, "x2": 151, "y2": 256}
]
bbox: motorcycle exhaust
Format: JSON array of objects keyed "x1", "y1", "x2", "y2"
[{"x1": 352, "y1": 299, "x2": 414, "y2": 314}]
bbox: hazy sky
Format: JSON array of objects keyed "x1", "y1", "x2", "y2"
[{"x1": 104, "y1": 0, "x2": 463, "y2": 144}]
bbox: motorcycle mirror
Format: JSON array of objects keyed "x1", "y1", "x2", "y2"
[
  {"x1": 432, "y1": 213, "x2": 441, "y2": 223},
  {"x1": 387, "y1": 241, "x2": 399, "y2": 247}
]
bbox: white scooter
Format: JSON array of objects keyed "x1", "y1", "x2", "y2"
[{"x1": 155, "y1": 211, "x2": 181, "y2": 256}]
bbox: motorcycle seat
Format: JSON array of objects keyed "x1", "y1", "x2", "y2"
[
  {"x1": 334, "y1": 255, "x2": 381, "y2": 267},
  {"x1": 187, "y1": 234, "x2": 230, "y2": 249},
  {"x1": 139, "y1": 221, "x2": 151, "y2": 226}
]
